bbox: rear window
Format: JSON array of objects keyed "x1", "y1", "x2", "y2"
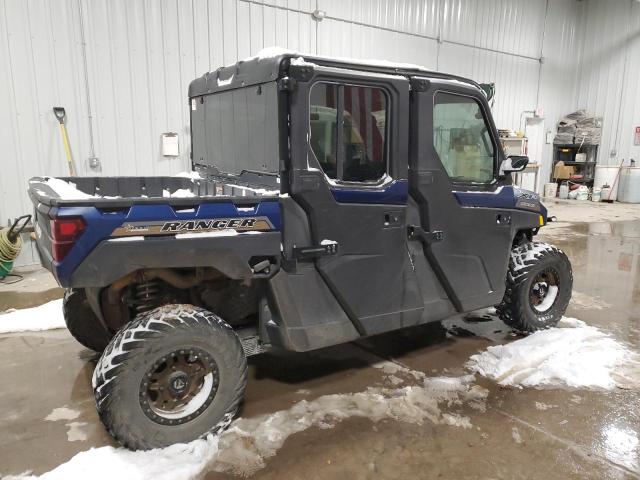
[
  {"x1": 309, "y1": 82, "x2": 388, "y2": 183},
  {"x1": 190, "y1": 82, "x2": 279, "y2": 176}
]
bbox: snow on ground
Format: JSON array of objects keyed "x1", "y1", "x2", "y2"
[
  {"x1": 7, "y1": 374, "x2": 486, "y2": 480},
  {"x1": 468, "y1": 317, "x2": 640, "y2": 390},
  {"x1": 44, "y1": 406, "x2": 80, "y2": 422},
  {"x1": 0, "y1": 299, "x2": 65, "y2": 333}
]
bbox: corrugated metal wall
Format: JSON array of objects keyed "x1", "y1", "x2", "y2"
[
  {"x1": 0, "y1": 0, "x2": 591, "y2": 266},
  {"x1": 575, "y1": 0, "x2": 640, "y2": 166}
]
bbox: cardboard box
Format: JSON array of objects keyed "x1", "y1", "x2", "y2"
[{"x1": 553, "y1": 161, "x2": 575, "y2": 180}]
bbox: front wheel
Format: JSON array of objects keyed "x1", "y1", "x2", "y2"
[
  {"x1": 92, "y1": 304, "x2": 247, "y2": 450},
  {"x1": 497, "y1": 242, "x2": 572, "y2": 332}
]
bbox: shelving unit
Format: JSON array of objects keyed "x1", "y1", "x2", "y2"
[{"x1": 552, "y1": 144, "x2": 599, "y2": 186}]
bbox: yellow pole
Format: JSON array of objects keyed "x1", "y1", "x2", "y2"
[{"x1": 59, "y1": 122, "x2": 77, "y2": 176}]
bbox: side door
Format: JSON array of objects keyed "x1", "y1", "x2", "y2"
[
  {"x1": 287, "y1": 65, "x2": 423, "y2": 336},
  {"x1": 409, "y1": 79, "x2": 513, "y2": 312}
]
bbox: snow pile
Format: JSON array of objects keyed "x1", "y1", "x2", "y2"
[
  {"x1": 37, "y1": 178, "x2": 94, "y2": 200},
  {"x1": 7, "y1": 437, "x2": 220, "y2": 480},
  {"x1": 468, "y1": 317, "x2": 640, "y2": 390},
  {"x1": 0, "y1": 299, "x2": 65, "y2": 333},
  {"x1": 8, "y1": 374, "x2": 486, "y2": 479},
  {"x1": 162, "y1": 188, "x2": 196, "y2": 198}
]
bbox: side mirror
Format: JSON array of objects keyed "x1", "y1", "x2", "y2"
[{"x1": 500, "y1": 155, "x2": 529, "y2": 175}]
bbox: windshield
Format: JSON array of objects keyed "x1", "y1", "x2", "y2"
[{"x1": 190, "y1": 82, "x2": 279, "y2": 178}]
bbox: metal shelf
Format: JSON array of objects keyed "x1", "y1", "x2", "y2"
[{"x1": 560, "y1": 161, "x2": 597, "y2": 165}]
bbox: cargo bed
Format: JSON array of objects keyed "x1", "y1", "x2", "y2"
[{"x1": 28, "y1": 172, "x2": 280, "y2": 208}]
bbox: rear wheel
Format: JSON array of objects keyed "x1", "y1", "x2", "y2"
[
  {"x1": 92, "y1": 304, "x2": 247, "y2": 450},
  {"x1": 63, "y1": 289, "x2": 113, "y2": 352},
  {"x1": 497, "y1": 242, "x2": 572, "y2": 332}
]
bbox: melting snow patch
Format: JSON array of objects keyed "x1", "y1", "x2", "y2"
[
  {"x1": 212, "y1": 374, "x2": 485, "y2": 476},
  {"x1": 0, "y1": 299, "x2": 65, "y2": 334},
  {"x1": 512, "y1": 427, "x2": 523, "y2": 444},
  {"x1": 13, "y1": 375, "x2": 487, "y2": 479},
  {"x1": 468, "y1": 317, "x2": 640, "y2": 390},
  {"x1": 45, "y1": 406, "x2": 80, "y2": 422},
  {"x1": 66, "y1": 422, "x2": 89, "y2": 442}
]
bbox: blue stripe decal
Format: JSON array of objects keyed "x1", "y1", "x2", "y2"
[
  {"x1": 53, "y1": 200, "x2": 281, "y2": 285},
  {"x1": 454, "y1": 186, "x2": 547, "y2": 218},
  {"x1": 331, "y1": 179, "x2": 408, "y2": 204},
  {"x1": 454, "y1": 186, "x2": 518, "y2": 209}
]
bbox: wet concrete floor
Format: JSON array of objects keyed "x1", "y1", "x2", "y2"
[{"x1": 1, "y1": 219, "x2": 639, "y2": 479}]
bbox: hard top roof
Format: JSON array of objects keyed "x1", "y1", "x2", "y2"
[{"x1": 189, "y1": 47, "x2": 483, "y2": 98}]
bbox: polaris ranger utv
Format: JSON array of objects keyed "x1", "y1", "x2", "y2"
[{"x1": 28, "y1": 51, "x2": 572, "y2": 450}]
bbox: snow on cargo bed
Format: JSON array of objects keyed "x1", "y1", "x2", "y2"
[{"x1": 29, "y1": 173, "x2": 279, "y2": 203}]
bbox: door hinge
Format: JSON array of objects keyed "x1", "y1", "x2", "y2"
[
  {"x1": 278, "y1": 76, "x2": 297, "y2": 92},
  {"x1": 407, "y1": 225, "x2": 444, "y2": 244}
]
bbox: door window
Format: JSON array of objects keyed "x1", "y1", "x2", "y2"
[
  {"x1": 433, "y1": 92, "x2": 495, "y2": 184},
  {"x1": 309, "y1": 83, "x2": 388, "y2": 183}
]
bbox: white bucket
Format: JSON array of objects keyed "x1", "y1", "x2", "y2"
[
  {"x1": 543, "y1": 182, "x2": 558, "y2": 198},
  {"x1": 594, "y1": 166, "x2": 620, "y2": 201}
]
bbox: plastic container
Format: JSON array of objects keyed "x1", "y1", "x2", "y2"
[
  {"x1": 543, "y1": 182, "x2": 558, "y2": 198},
  {"x1": 594, "y1": 166, "x2": 620, "y2": 201},
  {"x1": 601, "y1": 185, "x2": 613, "y2": 201},
  {"x1": 617, "y1": 167, "x2": 640, "y2": 203},
  {"x1": 592, "y1": 187, "x2": 601, "y2": 202},
  {"x1": 576, "y1": 185, "x2": 589, "y2": 201},
  {"x1": 559, "y1": 182, "x2": 569, "y2": 199}
]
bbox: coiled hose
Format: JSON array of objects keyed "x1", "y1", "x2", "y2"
[{"x1": 0, "y1": 215, "x2": 31, "y2": 278}]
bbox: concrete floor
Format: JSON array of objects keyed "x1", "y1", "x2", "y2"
[{"x1": 1, "y1": 200, "x2": 639, "y2": 479}]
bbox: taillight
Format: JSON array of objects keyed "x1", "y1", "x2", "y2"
[{"x1": 50, "y1": 217, "x2": 86, "y2": 262}]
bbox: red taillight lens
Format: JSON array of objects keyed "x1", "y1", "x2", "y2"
[{"x1": 50, "y1": 217, "x2": 86, "y2": 261}]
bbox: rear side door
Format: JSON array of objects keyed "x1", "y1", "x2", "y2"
[
  {"x1": 287, "y1": 64, "x2": 423, "y2": 335},
  {"x1": 409, "y1": 78, "x2": 513, "y2": 312}
]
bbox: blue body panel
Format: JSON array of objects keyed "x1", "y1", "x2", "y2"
[
  {"x1": 53, "y1": 200, "x2": 281, "y2": 286},
  {"x1": 453, "y1": 186, "x2": 547, "y2": 218},
  {"x1": 331, "y1": 179, "x2": 408, "y2": 204}
]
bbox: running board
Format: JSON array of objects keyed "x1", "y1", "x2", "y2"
[{"x1": 236, "y1": 327, "x2": 269, "y2": 356}]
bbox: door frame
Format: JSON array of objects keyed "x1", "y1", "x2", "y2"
[{"x1": 284, "y1": 63, "x2": 424, "y2": 335}]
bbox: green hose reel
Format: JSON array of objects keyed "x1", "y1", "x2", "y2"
[{"x1": 0, "y1": 215, "x2": 31, "y2": 279}]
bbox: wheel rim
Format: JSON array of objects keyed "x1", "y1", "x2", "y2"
[
  {"x1": 529, "y1": 267, "x2": 560, "y2": 313},
  {"x1": 139, "y1": 348, "x2": 219, "y2": 425}
]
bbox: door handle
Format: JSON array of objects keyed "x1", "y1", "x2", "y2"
[
  {"x1": 407, "y1": 225, "x2": 444, "y2": 244},
  {"x1": 383, "y1": 211, "x2": 404, "y2": 227}
]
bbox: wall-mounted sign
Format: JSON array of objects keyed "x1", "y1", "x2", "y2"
[{"x1": 635, "y1": 126, "x2": 640, "y2": 146}]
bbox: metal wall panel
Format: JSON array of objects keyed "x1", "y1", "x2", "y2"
[
  {"x1": 0, "y1": 0, "x2": 595, "y2": 267},
  {"x1": 575, "y1": 0, "x2": 640, "y2": 166},
  {"x1": 438, "y1": 42, "x2": 540, "y2": 129},
  {"x1": 537, "y1": 0, "x2": 585, "y2": 187},
  {"x1": 317, "y1": 18, "x2": 439, "y2": 68}
]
